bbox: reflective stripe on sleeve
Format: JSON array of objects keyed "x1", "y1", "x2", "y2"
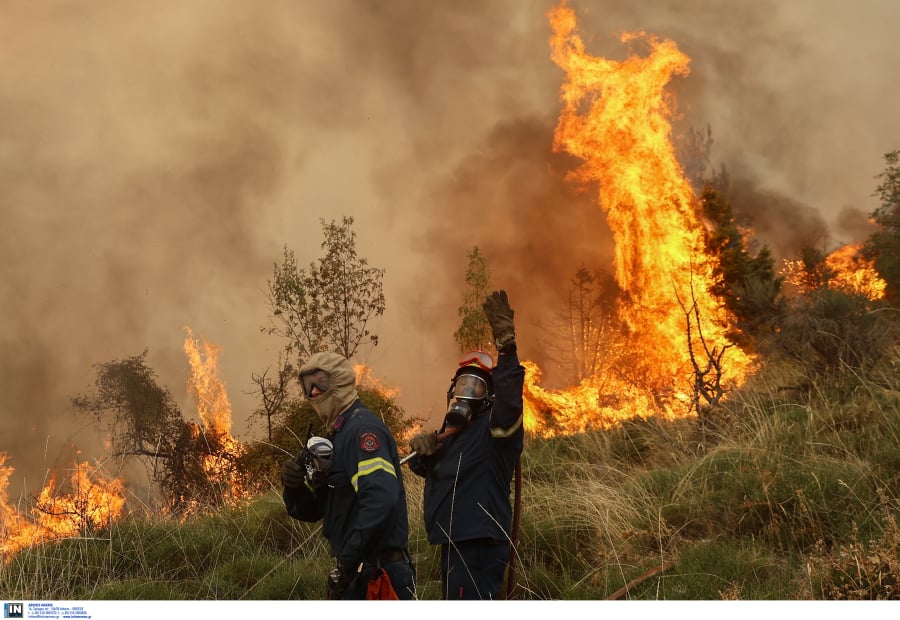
[
  {"x1": 490, "y1": 413, "x2": 523, "y2": 438},
  {"x1": 350, "y1": 457, "x2": 397, "y2": 492}
]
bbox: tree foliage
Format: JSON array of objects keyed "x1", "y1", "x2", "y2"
[
  {"x1": 453, "y1": 246, "x2": 493, "y2": 354},
  {"x1": 773, "y1": 287, "x2": 898, "y2": 381},
  {"x1": 863, "y1": 149, "x2": 900, "y2": 305},
  {"x1": 72, "y1": 351, "x2": 183, "y2": 462},
  {"x1": 264, "y1": 216, "x2": 386, "y2": 363},
  {"x1": 699, "y1": 186, "x2": 784, "y2": 346},
  {"x1": 72, "y1": 351, "x2": 244, "y2": 514}
]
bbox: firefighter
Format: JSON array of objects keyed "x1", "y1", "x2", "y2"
[
  {"x1": 281, "y1": 351, "x2": 415, "y2": 600},
  {"x1": 408, "y1": 290, "x2": 525, "y2": 599}
]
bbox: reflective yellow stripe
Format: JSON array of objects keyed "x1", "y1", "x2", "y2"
[
  {"x1": 351, "y1": 457, "x2": 397, "y2": 492},
  {"x1": 490, "y1": 413, "x2": 523, "y2": 438}
]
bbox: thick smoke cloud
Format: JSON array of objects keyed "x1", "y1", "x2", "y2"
[{"x1": 2, "y1": 0, "x2": 898, "y2": 501}]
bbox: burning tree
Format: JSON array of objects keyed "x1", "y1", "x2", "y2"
[
  {"x1": 181, "y1": 328, "x2": 247, "y2": 510},
  {"x1": 73, "y1": 339, "x2": 250, "y2": 515},
  {"x1": 775, "y1": 243, "x2": 893, "y2": 380},
  {"x1": 537, "y1": 265, "x2": 624, "y2": 388},
  {"x1": 72, "y1": 350, "x2": 185, "y2": 487},
  {"x1": 521, "y1": 3, "x2": 756, "y2": 436}
]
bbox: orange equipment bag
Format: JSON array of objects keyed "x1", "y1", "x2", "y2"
[{"x1": 365, "y1": 567, "x2": 399, "y2": 600}]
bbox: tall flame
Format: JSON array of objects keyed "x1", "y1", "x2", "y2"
[
  {"x1": 183, "y1": 326, "x2": 233, "y2": 437},
  {"x1": 522, "y1": 3, "x2": 751, "y2": 436},
  {"x1": 182, "y1": 327, "x2": 246, "y2": 503}
]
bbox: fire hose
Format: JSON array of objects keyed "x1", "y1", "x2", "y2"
[
  {"x1": 399, "y1": 426, "x2": 523, "y2": 599},
  {"x1": 506, "y1": 456, "x2": 522, "y2": 599},
  {"x1": 399, "y1": 427, "x2": 460, "y2": 466}
]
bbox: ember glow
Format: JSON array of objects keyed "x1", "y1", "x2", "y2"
[
  {"x1": 522, "y1": 3, "x2": 751, "y2": 436},
  {"x1": 1, "y1": 454, "x2": 124, "y2": 558}
]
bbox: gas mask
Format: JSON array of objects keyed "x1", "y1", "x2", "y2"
[
  {"x1": 444, "y1": 371, "x2": 492, "y2": 428},
  {"x1": 299, "y1": 435, "x2": 334, "y2": 488}
]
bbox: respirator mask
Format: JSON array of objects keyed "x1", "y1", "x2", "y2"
[
  {"x1": 444, "y1": 372, "x2": 491, "y2": 428},
  {"x1": 299, "y1": 435, "x2": 334, "y2": 488}
]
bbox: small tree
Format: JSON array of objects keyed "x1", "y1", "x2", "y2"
[
  {"x1": 247, "y1": 353, "x2": 294, "y2": 443},
  {"x1": 72, "y1": 351, "x2": 183, "y2": 466},
  {"x1": 863, "y1": 149, "x2": 900, "y2": 305},
  {"x1": 700, "y1": 186, "x2": 784, "y2": 346},
  {"x1": 72, "y1": 351, "x2": 238, "y2": 514},
  {"x1": 565, "y1": 266, "x2": 618, "y2": 383},
  {"x1": 453, "y1": 246, "x2": 493, "y2": 353},
  {"x1": 264, "y1": 216, "x2": 386, "y2": 363}
]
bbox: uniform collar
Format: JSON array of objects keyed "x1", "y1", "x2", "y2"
[{"x1": 331, "y1": 399, "x2": 363, "y2": 434}]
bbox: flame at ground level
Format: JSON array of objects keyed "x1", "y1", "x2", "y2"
[
  {"x1": 1, "y1": 454, "x2": 125, "y2": 558},
  {"x1": 522, "y1": 360, "x2": 696, "y2": 438},
  {"x1": 545, "y1": 1, "x2": 752, "y2": 419}
]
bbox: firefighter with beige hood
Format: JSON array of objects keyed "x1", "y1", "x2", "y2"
[{"x1": 281, "y1": 351, "x2": 415, "y2": 600}]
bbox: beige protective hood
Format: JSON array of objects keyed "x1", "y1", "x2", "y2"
[{"x1": 299, "y1": 351, "x2": 358, "y2": 429}]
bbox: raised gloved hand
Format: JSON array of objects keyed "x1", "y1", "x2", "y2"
[
  {"x1": 482, "y1": 289, "x2": 516, "y2": 351},
  {"x1": 409, "y1": 431, "x2": 438, "y2": 457},
  {"x1": 281, "y1": 458, "x2": 306, "y2": 489}
]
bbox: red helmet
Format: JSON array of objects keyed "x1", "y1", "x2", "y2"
[
  {"x1": 457, "y1": 350, "x2": 494, "y2": 374},
  {"x1": 448, "y1": 351, "x2": 494, "y2": 405}
]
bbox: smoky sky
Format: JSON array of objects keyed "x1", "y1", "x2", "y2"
[{"x1": 2, "y1": 0, "x2": 898, "y2": 501}]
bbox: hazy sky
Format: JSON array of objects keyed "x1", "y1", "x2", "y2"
[{"x1": 2, "y1": 0, "x2": 898, "y2": 499}]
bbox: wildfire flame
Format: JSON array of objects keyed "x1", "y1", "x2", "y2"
[
  {"x1": 522, "y1": 3, "x2": 751, "y2": 436},
  {"x1": 354, "y1": 363, "x2": 400, "y2": 399},
  {"x1": 783, "y1": 243, "x2": 886, "y2": 300},
  {"x1": 183, "y1": 327, "x2": 246, "y2": 503},
  {"x1": 1, "y1": 453, "x2": 125, "y2": 558}
]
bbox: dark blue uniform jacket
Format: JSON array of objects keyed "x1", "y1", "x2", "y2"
[
  {"x1": 283, "y1": 400, "x2": 409, "y2": 570},
  {"x1": 409, "y1": 350, "x2": 525, "y2": 545}
]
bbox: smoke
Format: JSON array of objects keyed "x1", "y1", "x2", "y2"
[{"x1": 2, "y1": 0, "x2": 898, "y2": 501}]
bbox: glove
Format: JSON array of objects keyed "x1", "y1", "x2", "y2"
[
  {"x1": 409, "y1": 431, "x2": 438, "y2": 457},
  {"x1": 326, "y1": 565, "x2": 354, "y2": 600},
  {"x1": 482, "y1": 289, "x2": 516, "y2": 351},
  {"x1": 280, "y1": 458, "x2": 306, "y2": 489}
]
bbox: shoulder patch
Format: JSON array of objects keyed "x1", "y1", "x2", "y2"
[{"x1": 359, "y1": 431, "x2": 380, "y2": 453}]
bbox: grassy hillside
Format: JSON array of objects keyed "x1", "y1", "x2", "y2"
[{"x1": 2, "y1": 352, "x2": 898, "y2": 600}]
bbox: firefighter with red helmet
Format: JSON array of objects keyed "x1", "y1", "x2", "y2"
[
  {"x1": 408, "y1": 290, "x2": 525, "y2": 600},
  {"x1": 281, "y1": 351, "x2": 415, "y2": 600}
]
